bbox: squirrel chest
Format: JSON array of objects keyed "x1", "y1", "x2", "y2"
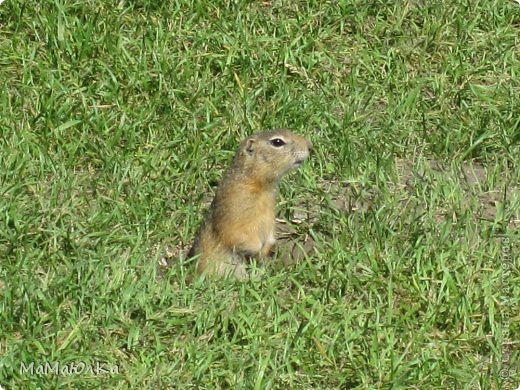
[{"x1": 213, "y1": 181, "x2": 276, "y2": 255}]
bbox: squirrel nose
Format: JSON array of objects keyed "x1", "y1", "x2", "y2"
[{"x1": 307, "y1": 140, "x2": 313, "y2": 153}]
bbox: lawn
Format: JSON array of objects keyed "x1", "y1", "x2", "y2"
[{"x1": 0, "y1": 0, "x2": 519, "y2": 388}]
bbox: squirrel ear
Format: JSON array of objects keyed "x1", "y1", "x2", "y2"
[{"x1": 245, "y1": 138, "x2": 255, "y2": 155}]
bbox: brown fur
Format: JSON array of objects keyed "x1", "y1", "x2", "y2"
[{"x1": 189, "y1": 129, "x2": 312, "y2": 280}]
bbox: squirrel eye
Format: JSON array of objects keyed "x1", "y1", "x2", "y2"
[{"x1": 270, "y1": 138, "x2": 286, "y2": 147}]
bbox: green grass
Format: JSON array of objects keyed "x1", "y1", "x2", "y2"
[{"x1": 1, "y1": 0, "x2": 519, "y2": 388}]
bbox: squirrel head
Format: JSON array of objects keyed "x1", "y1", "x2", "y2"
[{"x1": 234, "y1": 129, "x2": 312, "y2": 185}]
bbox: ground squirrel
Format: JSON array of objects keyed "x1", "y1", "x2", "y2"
[{"x1": 188, "y1": 129, "x2": 313, "y2": 280}]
